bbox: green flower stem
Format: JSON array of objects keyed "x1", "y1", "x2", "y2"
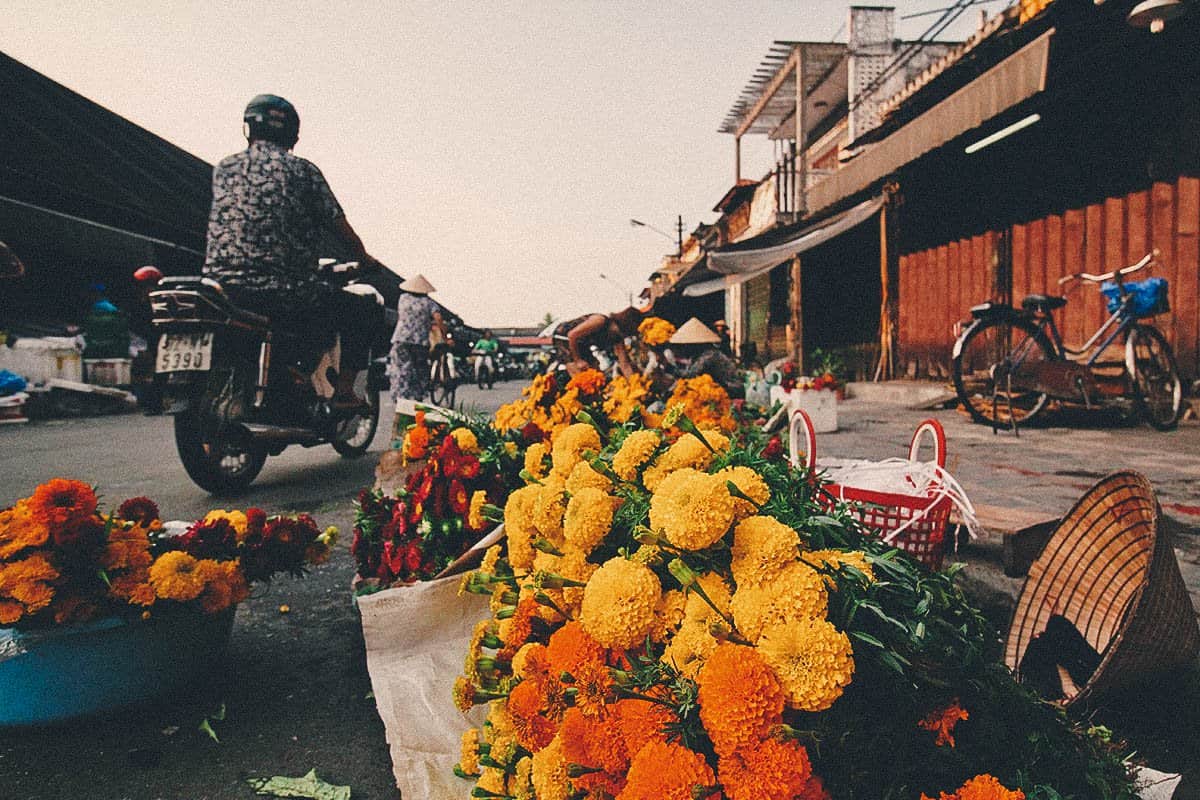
[
  {"x1": 531, "y1": 537, "x2": 563, "y2": 557},
  {"x1": 724, "y1": 480, "x2": 763, "y2": 512}
]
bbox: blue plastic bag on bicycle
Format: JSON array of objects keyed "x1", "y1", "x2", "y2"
[{"x1": 1101, "y1": 277, "x2": 1169, "y2": 318}]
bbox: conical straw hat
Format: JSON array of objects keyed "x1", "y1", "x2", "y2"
[
  {"x1": 399, "y1": 273, "x2": 436, "y2": 295},
  {"x1": 669, "y1": 317, "x2": 721, "y2": 345}
]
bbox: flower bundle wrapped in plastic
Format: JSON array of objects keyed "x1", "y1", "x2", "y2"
[
  {"x1": 449, "y1": 413, "x2": 1137, "y2": 800},
  {"x1": 0, "y1": 479, "x2": 333, "y2": 628}
]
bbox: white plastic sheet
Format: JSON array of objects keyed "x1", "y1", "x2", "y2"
[{"x1": 358, "y1": 576, "x2": 487, "y2": 799}]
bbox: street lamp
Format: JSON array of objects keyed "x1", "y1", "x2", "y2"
[
  {"x1": 599, "y1": 273, "x2": 634, "y2": 307},
  {"x1": 630, "y1": 216, "x2": 685, "y2": 257}
]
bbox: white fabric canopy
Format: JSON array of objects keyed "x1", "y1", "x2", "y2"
[{"x1": 683, "y1": 194, "x2": 884, "y2": 297}]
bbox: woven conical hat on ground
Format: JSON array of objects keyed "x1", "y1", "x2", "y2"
[
  {"x1": 669, "y1": 317, "x2": 721, "y2": 345},
  {"x1": 399, "y1": 274, "x2": 436, "y2": 295}
]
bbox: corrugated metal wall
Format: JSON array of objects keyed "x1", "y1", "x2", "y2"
[{"x1": 898, "y1": 176, "x2": 1200, "y2": 380}]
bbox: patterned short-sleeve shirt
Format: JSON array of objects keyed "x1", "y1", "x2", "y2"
[{"x1": 203, "y1": 140, "x2": 343, "y2": 291}]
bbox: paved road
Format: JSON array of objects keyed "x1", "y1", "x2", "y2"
[{"x1": 0, "y1": 381, "x2": 523, "y2": 800}]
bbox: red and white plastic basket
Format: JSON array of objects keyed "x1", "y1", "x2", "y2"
[{"x1": 789, "y1": 410, "x2": 957, "y2": 570}]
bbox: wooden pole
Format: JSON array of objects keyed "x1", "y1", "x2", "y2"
[
  {"x1": 875, "y1": 185, "x2": 900, "y2": 381},
  {"x1": 735, "y1": 136, "x2": 742, "y2": 183},
  {"x1": 790, "y1": 254, "x2": 804, "y2": 372},
  {"x1": 794, "y1": 48, "x2": 807, "y2": 218}
]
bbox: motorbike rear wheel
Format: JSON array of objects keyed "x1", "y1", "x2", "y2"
[
  {"x1": 174, "y1": 410, "x2": 267, "y2": 494},
  {"x1": 332, "y1": 381, "x2": 380, "y2": 458}
]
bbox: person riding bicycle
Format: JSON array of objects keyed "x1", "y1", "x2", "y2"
[
  {"x1": 388, "y1": 273, "x2": 441, "y2": 403},
  {"x1": 202, "y1": 93, "x2": 381, "y2": 407},
  {"x1": 553, "y1": 307, "x2": 642, "y2": 377},
  {"x1": 472, "y1": 329, "x2": 500, "y2": 386}
]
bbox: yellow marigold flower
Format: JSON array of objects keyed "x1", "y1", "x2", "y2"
[
  {"x1": 504, "y1": 441, "x2": 519, "y2": 457},
  {"x1": 480, "y1": 544, "x2": 502, "y2": 575},
  {"x1": 649, "y1": 469, "x2": 735, "y2": 551},
  {"x1": 449, "y1": 427, "x2": 480, "y2": 454},
  {"x1": 504, "y1": 484, "x2": 542, "y2": 571},
  {"x1": 148, "y1": 550, "x2": 205, "y2": 602},
  {"x1": 203, "y1": 509, "x2": 247, "y2": 537},
  {"x1": 602, "y1": 373, "x2": 653, "y2": 424},
  {"x1": 579, "y1": 557, "x2": 662, "y2": 650},
  {"x1": 612, "y1": 429, "x2": 660, "y2": 481},
  {"x1": 562, "y1": 487, "x2": 613, "y2": 554},
  {"x1": 487, "y1": 699, "x2": 517, "y2": 740},
  {"x1": 564, "y1": 460, "x2": 611, "y2": 494},
  {"x1": 804, "y1": 548, "x2": 875, "y2": 586},
  {"x1": 648, "y1": 589, "x2": 687, "y2": 643},
  {"x1": 550, "y1": 423, "x2": 600, "y2": 477},
  {"x1": 511, "y1": 755, "x2": 535, "y2": 800},
  {"x1": 194, "y1": 559, "x2": 249, "y2": 614},
  {"x1": 468, "y1": 490, "x2": 488, "y2": 532},
  {"x1": 662, "y1": 620, "x2": 721, "y2": 679},
  {"x1": 683, "y1": 571, "x2": 733, "y2": 625},
  {"x1": 637, "y1": 316, "x2": 676, "y2": 346},
  {"x1": 697, "y1": 642, "x2": 785, "y2": 758},
  {"x1": 532, "y1": 475, "x2": 568, "y2": 543},
  {"x1": 757, "y1": 618, "x2": 854, "y2": 712},
  {"x1": 458, "y1": 726, "x2": 482, "y2": 776},
  {"x1": 530, "y1": 734, "x2": 571, "y2": 800},
  {"x1": 730, "y1": 561, "x2": 827, "y2": 643},
  {"x1": 717, "y1": 466, "x2": 771, "y2": 520},
  {"x1": 0, "y1": 500, "x2": 50, "y2": 560},
  {"x1": 730, "y1": 515, "x2": 800, "y2": 589},
  {"x1": 475, "y1": 767, "x2": 506, "y2": 794},
  {"x1": 524, "y1": 442, "x2": 550, "y2": 480},
  {"x1": 556, "y1": 546, "x2": 598, "y2": 615}
]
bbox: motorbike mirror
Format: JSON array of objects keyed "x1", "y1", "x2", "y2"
[{"x1": 133, "y1": 265, "x2": 163, "y2": 283}]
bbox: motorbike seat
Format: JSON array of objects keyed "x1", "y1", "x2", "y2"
[
  {"x1": 153, "y1": 276, "x2": 270, "y2": 328},
  {"x1": 1021, "y1": 294, "x2": 1067, "y2": 313}
]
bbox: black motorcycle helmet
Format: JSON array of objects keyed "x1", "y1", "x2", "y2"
[{"x1": 243, "y1": 94, "x2": 300, "y2": 148}]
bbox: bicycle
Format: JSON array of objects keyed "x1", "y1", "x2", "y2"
[
  {"x1": 951, "y1": 250, "x2": 1182, "y2": 432},
  {"x1": 428, "y1": 345, "x2": 457, "y2": 408}
]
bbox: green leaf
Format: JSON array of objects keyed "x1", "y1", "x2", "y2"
[
  {"x1": 246, "y1": 769, "x2": 351, "y2": 800},
  {"x1": 850, "y1": 631, "x2": 885, "y2": 649},
  {"x1": 198, "y1": 718, "x2": 220, "y2": 743}
]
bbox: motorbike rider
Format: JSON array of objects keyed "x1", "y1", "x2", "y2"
[
  {"x1": 202, "y1": 93, "x2": 382, "y2": 407},
  {"x1": 472, "y1": 329, "x2": 499, "y2": 386}
]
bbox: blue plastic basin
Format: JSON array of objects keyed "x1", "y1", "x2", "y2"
[{"x1": 0, "y1": 608, "x2": 235, "y2": 726}]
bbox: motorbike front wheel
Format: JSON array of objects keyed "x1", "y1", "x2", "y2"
[
  {"x1": 174, "y1": 411, "x2": 267, "y2": 494},
  {"x1": 332, "y1": 386, "x2": 380, "y2": 458}
]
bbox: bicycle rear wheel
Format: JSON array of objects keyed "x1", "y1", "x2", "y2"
[
  {"x1": 1125, "y1": 324, "x2": 1181, "y2": 430},
  {"x1": 430, "y1": 356, "x2": 457, "y2": 408},
  {"x1": 952, "y1": 316, "x2": 1055, "y2": 428}
]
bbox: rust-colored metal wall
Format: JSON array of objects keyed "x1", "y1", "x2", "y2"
[{"x1": 899, "y1": 177, "x2": 1200, "y2": 380}]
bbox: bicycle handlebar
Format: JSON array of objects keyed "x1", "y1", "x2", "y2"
[{"x1": 1057, "y1": 249, "x2": 1158, "y2": 286}]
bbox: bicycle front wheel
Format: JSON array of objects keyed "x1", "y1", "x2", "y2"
[
  {"x1": 952, "y1": 316, "x2": 1055, "y2": 428},
  {"x1": 1125, "y1": 324, "x2": 1181, "y2": 431}
]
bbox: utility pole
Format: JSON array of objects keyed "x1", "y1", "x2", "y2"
[{"x1": 676, "y1": 215, "x2": 684, "y2": 257}]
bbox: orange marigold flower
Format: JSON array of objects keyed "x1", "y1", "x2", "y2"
[
  {"x1": 561, "y1": 707, "x2": 629, "y2": 795},
  {"x1": 718, "y1": 736, "x2": 813, "y2": 800},
  {"x1": 918, "y1": 699, "x2": 970, "y2": 748},
  {"x1": 28, "y1": 478, "x2": 97, "y2": 530},
  {"x1": 697, "y1": 643, "x2": 785, "y2": 758},
  {"x1": 499, "y1": 596, "x2": 541, "y2": 660},
  {"x1": 566, "y1": 368, "x2": 606, "y2": 396},
  {"x1": 921, "y1": 773, "x2": 1025, "y2": 800},
  {"x1": 508, "y1": 675, "x2": 566, "y2": 752},
  {"x1": 0, "y1": 500, "x2": 51, "y2": 559},
  {"x1": 0, "y1": 552, "x2": 59, "y2": 623},
  {"x1": 547, "y1": 621, "x2": 606, "y2": 679},
  {"x1": 614, "y1": 696, "x2": 677, "y2": 756},
  {"x1": 616, "y1": 739, "x2": 718, "y2": 800},
  {"x1": 195, "y1": 559, "x2": 249, "y2": 614}
]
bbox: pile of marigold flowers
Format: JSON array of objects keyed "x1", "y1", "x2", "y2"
[
  {"x1": 446, "y1": 409, "x2": 1139, "y2": 800},
  {"x1": 637, "y1": 316, "x2": 676, "y2": 347},
  {"x1": 0, "y1": 479, "x2": 334, "y2": 628}
]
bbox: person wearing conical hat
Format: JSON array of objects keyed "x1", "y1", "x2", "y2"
[
  {"x1": 388, "y1": 273, "x2": 441, "y2": 404},
  {"x1": 670, "y1": 317, "x2": 742, "y2": 397}
]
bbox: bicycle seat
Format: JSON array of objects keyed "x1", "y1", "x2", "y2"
[{"x1": 1021, "y1": 294, "x2": 1067, "y2": 313}]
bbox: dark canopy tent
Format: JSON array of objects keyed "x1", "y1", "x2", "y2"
[{"x1": 0, "y1": 50, "x2": 214, "y2": 324}]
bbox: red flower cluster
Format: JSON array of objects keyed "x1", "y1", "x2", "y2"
[
  {"x1": 172, "y1": 509, "x2": 326, "y2": 583},
  {"x1": 353, "y1": 435, "x2": 491, "y2": 586}
]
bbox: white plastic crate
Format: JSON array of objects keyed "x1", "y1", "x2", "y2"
[
  {"x1": 84, "y1": 358, "x2": 132, "y2": 387},
  {"x1": 0, "y1": 337, "x2": 83, "y2": 385}
]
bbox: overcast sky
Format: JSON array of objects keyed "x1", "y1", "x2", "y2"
[{"x1": 3, "y1": 1, "x2": 1007, "y2": 327}]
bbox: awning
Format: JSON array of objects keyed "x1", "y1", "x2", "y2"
[
  {"x1": 683, "y1": 194, "x2": 883, "y2": 297},
  {"x1": 806, "y1": 28, "x2": 1054, "y2": 216}
]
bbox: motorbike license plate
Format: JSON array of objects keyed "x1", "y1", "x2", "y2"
[{"x1": 156, "y1": 332, "x2": 213, "y2": 373}]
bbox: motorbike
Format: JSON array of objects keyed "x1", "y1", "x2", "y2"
[{"x1": 145, "y1": 262, "x2": 389, "y2": 493}]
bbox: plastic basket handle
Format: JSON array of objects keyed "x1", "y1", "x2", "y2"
[
  {"x1": 909, "y1": 418, "x2": 947, "y2": 469},
  {"x1": 788, "y1": 409, "x2": 817, "y2": 470}
]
